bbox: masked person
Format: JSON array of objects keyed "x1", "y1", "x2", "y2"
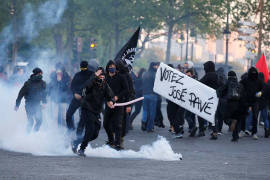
[
  {"x1": 239, "y1": 67, "x2": 263, "y2": 139},
  {"x1": 72, "y1": 67, "x2": 115, "y2": 157},
  {"x1": 103, "y1": 60, "x2": 129, "y2": 150},
  {"x1": 66, "y1": 61, "x2": 94, "y2": 131},
  {"x1": 15, "y1": 68, "x2": 47, "y2": 132}
]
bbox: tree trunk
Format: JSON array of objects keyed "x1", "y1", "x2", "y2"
[
  {"x1": 114, "y1": 24, "x2": 120, "y2": 55},
  {"x1": 54, "y1": 33, "x2": 63, "y2": 60},
  {"x1": 258, "y1": 0, "x2": 264, "y2": 60},
  {"x1": 185, "y1": 23, "x2": 189, "y2": 61},
  {"x1": 165, "y1": 23, "x2": 174, "y2": 64}
]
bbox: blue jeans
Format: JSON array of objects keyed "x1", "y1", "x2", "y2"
[
  {"x1": 261, "y1": 108, "x2": 269, "y2": 129},
  {"x1": 142, "y1": 94, "x2": 158, "y2": 131},
  {"x1": 245, "y1": 110, "x2": 252, "y2": 131}
]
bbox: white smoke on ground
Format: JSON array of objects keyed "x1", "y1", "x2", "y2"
[{"x1": 0, "y1": 83, "x2": 182, "y2": 161}]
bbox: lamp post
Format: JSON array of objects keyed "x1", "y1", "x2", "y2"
[
  {"x1": 177, "y1": 32, "x2": 185, "y2": 61},
  {"x1": 190, "y1": 29, "x2": 196, "y2": 61},
  {"x1": 223, "y1": 0, "x2": 231, "y2": 74}
]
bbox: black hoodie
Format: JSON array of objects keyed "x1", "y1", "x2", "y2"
[
  {"x1": 70, "y1": 69, "x2": 94, "y2": 95},
  {"x1": 240, "y1": 67, "x2": 263, "y2": 105},
  {"x1": 105, "y1": 60, "x2": 129, "y2": 103},
  {"x1": 200, "y1": 61, "x2": 222, "y2": 90},
  {"x1": 16, "y1": 74, "x2": 47, "y2": 107}
]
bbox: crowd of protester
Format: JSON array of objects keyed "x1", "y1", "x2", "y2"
[{"x1": 1, "y1": 58, "x2": 269, "y2": 156}]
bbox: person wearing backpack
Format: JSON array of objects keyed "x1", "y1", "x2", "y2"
[{"x1": 217, "y1": 71, "x2": 244, "y2": 141}]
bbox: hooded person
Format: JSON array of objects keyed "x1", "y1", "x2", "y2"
[
  {"x1": 72, "y1": 67, "x2": 115, "y2": 156},
  {"x1": 66, "y1": 61, "x2": 94, "y2": 131},
  {"x1": 198, "y1": 61, "x2": 223, "y2": 139},
  {"x1": 217, "y1": 71, "x2": 245, "y2": 141},
  {"x1": 239, "y1": 67, "x2": 264, "y2": 139},
  {"x1": 48, "y1": 62, "x2": 72, "y2": 126},
  {"x1": 115, "y1": 60, "x2": 136, "y2": 144},
  {"x1": 15, "y1": 67, "x2": 47, "y2": 132},
  {"x1": 256, "y1": 72, "x2": 270, "y2": 137},
  {"x1": 103, "y1": 60, "x2": 129, "y2": 150},
  {"x1": 141, "y1": 62, "x2": 159, "y2": 132}
]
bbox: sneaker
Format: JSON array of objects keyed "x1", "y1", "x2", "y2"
[
  {"x1": 239, "y1": 131, "x2": 245, "y2": 138},
  {"x1": 189, "y1": 127, "x2": 197, "y2": 137},
  {"x1": 210, "y1": 132, "x2": 218, "y2": 140},
  {"x1": 77, "y1": 149, "x2": 86, "y2": 157},
  {"x1": 245, "y1": 130, "x2": 252, "y2": 136},
  {"x1": 217, "y1": 132, "x2": 223, "y2": 136},
  {"x1": 172, "y1": 133, "x2": 183, "y2": 139},
  {"x1": 252, "y1": 134, "x2": 259, "y2": 140},
  {"x1": 114, "y1": 145, "x2": 124, "y2": 151},
  {"x1": 147, "y1": 129, "x2": 154, "y2": 133},
  {"x1": 198, "y1": 131, "x2": 205, "y2": 137}
]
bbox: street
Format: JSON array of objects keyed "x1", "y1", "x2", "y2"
[{"x1": 1, "y1": 107, "x2": 270, "y2": 180}]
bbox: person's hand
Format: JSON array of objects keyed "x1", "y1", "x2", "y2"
[
  {"x1": 126, "y1": 106, "x2": 131, "y2": 113},
  {"x1": 114, "y1": 96, "x2": 118, "y2": 102},
  {"x1": 107, "y1": 101, "x2": 114, "y2": 109},
  {"x1": 256, "y1": 91, "x2": 262, "y2": 98},
  {"x1": 14, "y1": 106, "x2": 19, "y2": 111},
  {"x1": 249, "y1": 107, "x2": 252, "y2": 111},
  {"x1": 74, "y1": 93, "x2": 82, "y2": 100},
  {"x1": 95, "y1": 69, "x2": 102, "y2": 77}
]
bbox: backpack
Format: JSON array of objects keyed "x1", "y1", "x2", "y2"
[{"x1": 226, "y1": 80, "x2": 241, "y2": 101}]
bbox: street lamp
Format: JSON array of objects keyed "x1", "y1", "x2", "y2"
[
  {"x1": 190, "y1": 29, "x2": 196, "y2": 61},
  {"x1": 177, "y1": 32, "x2": 185, "y2": 61},
  {"x1": 223, "y1": 0, "x2": 231, "y2": 74}
]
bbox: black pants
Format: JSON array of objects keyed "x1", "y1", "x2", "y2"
[
  {"x1": 66, "y1": 98, "x2": 81, "y2": 131},
  {"x1": 198, "y1": 117, "x2": 217, "y2": 133},
  {"x1": 166, "y1": 102, "x2": 179, "y2": 126},
  {"x1": 129, "y1": 100, "x2": 143, "y2": 126},
  {"x1": 104, "y1": 106, "x2": 124, "y2": 146},
  {"x1": 25, "y1": 103, "x2": 42, "y2": 132},
  {"x1": 154, "y1": 99, "x2": 164, "y2": 126},
  {"x1": 185, "y1": 110, "x2": 196, "y2": 129},
  {"x1": 171, "y1": 107, "x2": 185, "y2": 134},
  {"x1": 74, "y1": 109, "x2": 101, "y2": 151}
]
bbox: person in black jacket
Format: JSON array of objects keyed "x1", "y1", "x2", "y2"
[
  {"x1": 66, "y1": 61, "x2": 94, "y2": 131},
  {"x1": 198, "y1": 61, "x2": 223, "y2": 140},
  {"x1": 217, "y1": 71, "x2": 244, "y2": 141},
  {"x1": 129, "y1": 68, "x2": 146, "y2": 129},
  {"x1": 116, "y1": 61, "x2": 136, "y2": 143},
  {"x1": 72, "y1": 67, "x2": 115, "y2": 157},
  {"x1": 239, "y1": 67, "x2": 263, "y2": 139},
  {"x1": 49, "y1": 63, "x2": 72, "y2": 126},
  {"x1": 15, "y1": 68, "x2": 47, "y2": 132},
  {"x1": 141, "y1": 62, "x2": 159, "y2": 132},
  {"x1": 104, "y1": 60, "x2": 129, "y2": 150}
]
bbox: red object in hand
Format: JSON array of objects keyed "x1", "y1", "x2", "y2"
[{"x1": 256, "y1": 53, "x2": 269, "y2": 83}]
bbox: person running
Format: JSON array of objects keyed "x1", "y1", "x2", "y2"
[
  {"x1": 72, "y1": 67, "x2": 115, "y2": 157},
  {"x1": 15, "y1": 68, "x2": 47, "y2": 132}
]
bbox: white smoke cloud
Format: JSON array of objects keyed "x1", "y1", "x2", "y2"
[
  {"x1": 0, "y1": 83, "x2": 182, "y2": 161},
  {"x1": 0, "y1": 0, "x2": 67, "y2": 62}
]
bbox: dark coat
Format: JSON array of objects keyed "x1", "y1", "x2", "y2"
[
  {"x1": 200, "y1": 61, "x2": 223, "y2": 90},
  {"x1": 16, "y1": 74, "x2": 47, "y2": 107},
  {"x1": 142, "y1": 62, "x2": 156, "y2": 95},
  {"x1": 81, "y1": 76, "x2": 114, "y2": 114},
  {"x1": 105, "y1": 60, "x2": 129, "y2": 103},
  {"x1": 70, "y1": 70, "x2": 94, "y2": 95},
  {"x1": 257, "y1": 73, "x2": 270, "y2": 110},
  {"x1": 240, "y1": 67, "x2": 263, "y2": 105}
]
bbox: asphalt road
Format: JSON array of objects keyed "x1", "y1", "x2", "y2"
[{"x1": 1, "y1": 108, "x2": 270, "y2": 180}]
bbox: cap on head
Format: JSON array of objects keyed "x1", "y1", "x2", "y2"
[
  {"x1": 32, "y1": 67, "x2": 42, "y2": 75},
  {"x1": 80, "y1": 61, "x2": 88, "y2": 71}
]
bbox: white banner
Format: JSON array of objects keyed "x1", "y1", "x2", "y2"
[{"x1": 153, "y1": 63, "x2": 219, "y2": 124}]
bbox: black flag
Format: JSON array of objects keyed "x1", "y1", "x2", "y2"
[{"x1": 114, "y1": 27, "x2": 140, "y2": 69}]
